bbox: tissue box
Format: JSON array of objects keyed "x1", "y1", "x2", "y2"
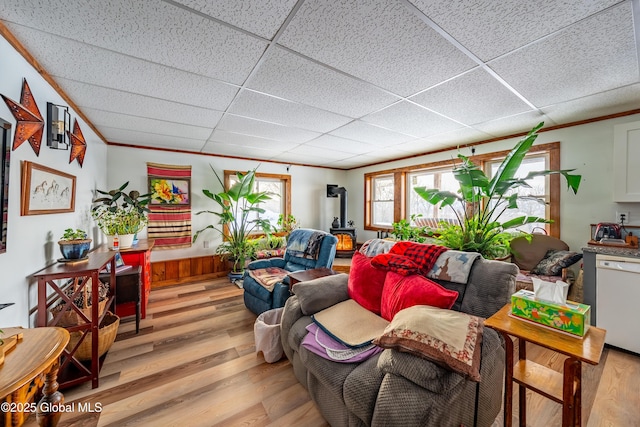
[{"x1": 511, "y1": 290, "x2": 591, "y2": 337}]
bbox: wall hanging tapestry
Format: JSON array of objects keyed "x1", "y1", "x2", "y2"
[
  {"x1": 1, "y1": 78, "x2": 44, "y2": 155},
  {"x1": 147, "y1": 162, "x2": 192, "y2": 249}
]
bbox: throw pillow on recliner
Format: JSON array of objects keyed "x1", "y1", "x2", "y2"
[
  {"x1": 531, "y1": 249, "x2": 582, "y2": 276},
  {"x1": 380, "y1": 272, "x2": 459, "y2": 321},
  {"x1": 348, "y1": 251, "x2": 388, "y2": 314}
]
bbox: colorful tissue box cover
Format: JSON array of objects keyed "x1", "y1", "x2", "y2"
[{"x1": 511, "y1": 290, "x2": 590, "y2": 337}]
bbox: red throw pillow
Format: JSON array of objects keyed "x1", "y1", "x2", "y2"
[
  {"x1": 380, "y1": 272, "x2": 459, "y2": 321},
  {"x1": 347, "y1": 251, "x2": 388, "y2": 314},
  {"x1": 371, "y1": 253, "x2": 420, "y2": 276}
]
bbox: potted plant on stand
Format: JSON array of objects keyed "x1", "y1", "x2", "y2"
[
  {"x1": 91, "y1": 182, "x2": 151, "y2": 249},
  {"x1": 193, "y1": 167, "x2": 274, "y2": 282},
  {"x1": 58, "y1": 228, "x2": 92, "y2": 261},
  {"x1": 414, "y1": 122, "x2": 582, "y2": 259}
]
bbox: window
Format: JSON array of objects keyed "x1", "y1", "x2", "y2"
[
  {"x1": 364, "y1": 143, "x2": 562, "y2": 237},
  {"x1": 407, "y1": 168, "x2": 464, "y2": 224},
  {"x1": 224, "y1": 171, "x2": 291, "y2": 234},
  {"x1": 370, "y1": 174, "x2": 394, "y2": 227},
  {"x1": 486, "y1": 154, "x2": 549, "y2": 234}
]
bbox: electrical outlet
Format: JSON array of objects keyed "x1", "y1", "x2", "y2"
[
  {"x1": 616, "y1": 211, "x2": 630, "y2": 223},
  {"x1": 203, "y1": 240, "x2": 210, "y2": 248}
]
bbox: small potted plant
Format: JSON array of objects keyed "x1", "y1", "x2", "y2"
[
  {"x1": 58, "y1": 228, "x2": 92, "y2": 260},
  {"x1": 91, "y1": 182, "x2": 151, "y2": 249}
]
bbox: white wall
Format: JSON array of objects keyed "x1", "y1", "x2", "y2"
[
  {"x1": 107, "y1": 145, "x2": 346, "y2": 262},
  {"x1": 0, "y1": 36, "x2": 108, "y2": 327},
  {"x1": 345, "y1": 113, "x2": 640, "y2": 253}
]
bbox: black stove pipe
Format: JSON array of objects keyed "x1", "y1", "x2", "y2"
[{"x1": 327, "y1": 185, "x2": 348, "y2": 228}]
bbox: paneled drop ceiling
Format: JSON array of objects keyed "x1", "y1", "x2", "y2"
[{"x1": 1, "y1": 0, "x2": 639, "y2": 169}]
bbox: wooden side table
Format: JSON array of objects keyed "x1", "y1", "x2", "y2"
[
  {"x1": 33, "y1": 251, "x2": 116, "y2": 390},
  {"x1": 287, "y1": 267, "x2": 338, "y2": 288},
  {"x1": 484, "y1": 304, "x2": 606, "y2": 427},
  {"x1": 0, "y1": 327, "x2": 69, "y2": 427}
]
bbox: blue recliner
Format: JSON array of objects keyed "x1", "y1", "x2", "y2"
[{"x1": 242, "y1": 228, "x2": 338, "y2": 315}]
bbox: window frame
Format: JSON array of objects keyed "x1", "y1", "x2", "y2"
[
  {"x1": 223, "y1": 170, "x2": 292, "y2": 237},
  {"x1": 364, "y1": 142, "x2": 562, "y2": 237}
]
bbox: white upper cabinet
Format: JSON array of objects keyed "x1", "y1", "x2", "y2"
[{"x1": 614, "y1": 121, "x2": 640, "y2": 201}]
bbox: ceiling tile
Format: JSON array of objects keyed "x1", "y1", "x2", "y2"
[
  {"x1": 209, "y1": 129, "x2": 300, "y2": 151},
  {"x1": 0, "y1": 0, "x2": 267, "y2": 83},
  {"x1": 489, "y1": 3, "x2": 638, "y2": 107},
  {"x1": 361, "y1": 101, "x2": 463, "y2": 138},
  {"x1": 542, "y1": 84, "x2": 640, "y2": 124},
  {"x1": 171, "y1": 0, "x2": 297, "y2": 39},
  {"x1": 201, "y1": 140, "x2": 285, "y2": 159},
  {"x1": 271, "y1": 150, "x2": 339, "y2": 165},
  {"x1": 397, "y1": 126, "x2": 494, "y2": 154},
  {"x1": 83, "y1": 107, "x2": 213, "y2": 140},
  {"x1": 329, "y1": 120, "x2": 413, "y2": 145},
  {"x1": 304, "y1": 134, "x2": 377, "y2": 154},
  {"x1": 103, "y1": 127, "x2": 206, "y2": 151},
  {"x1": 472, "y1": 111, "x2": 556, "y2": 138},
  {"x1": 287, "y1": 142, "x2": 357, "y2": 159},
  {"x1": 278, "y1": 0, "x2": 476, "y2": 96},
  {"x1": 410, "y1": 68, "x2": 532, "y2": 125},
  {"x1": 57, "y1": 78, "x2": 223, "y2": 128},
  {"x1": 228, "y1": 90, "x2": 352, "y2": 133},
  {"x1": 247, "y1": 46, "x2": 400, "y2": 117},
  {"x1": 6, "y1": 24, "x2": 238, "y2": 111},
  {"x1": 217, "y1": 114, "x2": 320, "y2": 143},
  {"x1": 409, "y1": 0, "x2": 620, "y2": 61}
]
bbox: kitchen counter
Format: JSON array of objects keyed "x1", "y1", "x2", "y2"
[{"x1": 582, "y1": 244, "x2": 640, "y2": 258}]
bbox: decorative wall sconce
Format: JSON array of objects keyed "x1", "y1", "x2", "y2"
[{"x1": 47, "y1": 102, "x2": 70, "y2": 150}]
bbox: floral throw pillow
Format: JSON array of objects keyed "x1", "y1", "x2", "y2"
[
  {"x1": 531, "y1": 250, "x2": 583, "y2": 276},
  {"x1": 374, "y1": 305, "x2": 484, "y2": 381}
]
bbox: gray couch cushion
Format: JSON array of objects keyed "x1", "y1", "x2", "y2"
[
  {"x1": 292, "y1": 273, "x2": 349, "y2": 315},
  {"x1": 343, "y1": 354, "x2": 385, "y2": 426},
  {"x1": 460, "y1": 259, "x2": 518, "y2": 319}
]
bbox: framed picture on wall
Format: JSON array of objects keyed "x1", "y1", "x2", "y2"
[
  {"x1": 21, "y1": 161, "x2": 76, "y2": 215},
  {"x1": 0, "y1": 118, "x2": 11, "y2": 254},
  {"x1": 148, "y1": 176, "x2": 190, "y2": 206}
]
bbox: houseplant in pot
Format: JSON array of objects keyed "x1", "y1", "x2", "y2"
[
  {"x1": 91, "y1": 182, "x2": 151, "y2": 249},
  {"x1": 193, "y1": 167, "x2": 274, "y2": 281},
  {"x1": 58, "y1": 228, "x2": 92, "y2": 261},
  {"x1": 414, "y1": 122, "x2": 582, "y2": 259}
]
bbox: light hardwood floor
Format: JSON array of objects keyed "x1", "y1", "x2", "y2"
[{"x1": 25, "y1": 277, "x2": 640, "y2": 426}]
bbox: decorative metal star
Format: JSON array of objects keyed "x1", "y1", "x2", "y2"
[
  {"x1": 0, "y1": 79, "x2": 44, "y2": 155},
  {"x1": 68, "y1": 119, "x2": 87, "y2": 167}
]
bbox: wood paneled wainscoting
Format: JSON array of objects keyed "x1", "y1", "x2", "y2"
[{"x1": 151, "y1": 255, "x2": 230, "y2": 288}]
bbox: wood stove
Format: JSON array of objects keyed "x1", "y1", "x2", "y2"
[{"x1": 327, "y1": 184, "x2": 356, "y2": 258}]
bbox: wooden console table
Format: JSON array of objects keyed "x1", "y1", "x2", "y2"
[
  {"x1": 33, "y1": 251, "x2": 116, "y2": 390},
  {"x1": 485, "y1": 304, "x2": 606, "y2": 427},
  {"x1": 0, "y1": 327, "x2": 69, "y2": 427}
]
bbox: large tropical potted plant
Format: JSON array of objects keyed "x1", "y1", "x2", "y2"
[
  {"x1": 193, "y1": 167, "x2": 274, "y2": 280},
  {"x1": 414, "y1": 122, "x2": 581, "y2": 259},
  {"x1": 91, "y1": 182, "x2": 151, "y2": 249}
]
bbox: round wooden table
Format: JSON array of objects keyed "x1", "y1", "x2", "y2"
[{"x1": 0, "y1": 327, "x2": 70, "y2": 427}]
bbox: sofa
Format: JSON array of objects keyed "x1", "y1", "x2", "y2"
[
  {"x1": 280, "y1": 239, "x2": 518, "y2": 427},
  {"x1": 242, "y1": 228, "x2": 338, "y2": 315}
]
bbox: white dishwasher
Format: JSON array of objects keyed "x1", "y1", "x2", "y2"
[{"x1": 596, "y1": 254, "x2": 640, "y2": 354}]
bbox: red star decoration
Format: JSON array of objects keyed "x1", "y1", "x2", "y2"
[
  {"x1": 1, "y1": 79, "x2": 44, "y2": 155},
  {"x1": 68, "y1": 119, "x2": 87, "y2": 167}
]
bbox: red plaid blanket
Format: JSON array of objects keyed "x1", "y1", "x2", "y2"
[{"x1": 389, "y1": 242, "x2": 449, "y2": 275}]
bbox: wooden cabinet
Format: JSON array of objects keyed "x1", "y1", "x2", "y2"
[
  {"x1": 33, "y1": 251, "x2": 116, "y2": 390},
  {"x1": 95, "y1": 239, "x2": 154, "y2": 319},
  {"x1": 613, "y1": 120, "x2": 640, "y2": 201}
]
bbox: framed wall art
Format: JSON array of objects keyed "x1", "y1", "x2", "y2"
[
  {"x1": 148, "y1": 176, "x2": 191, "y2": 206},
  {"x1": 21, "y1": 161, "x2": 76, "y2": 215},
  {"x1": 0, "y1": 118, "x2": 11, "y2": 253}
]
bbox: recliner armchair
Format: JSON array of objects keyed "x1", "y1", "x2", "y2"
[{"x1": 242, "y1": 228, "x2": 338, "y2": 315}]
